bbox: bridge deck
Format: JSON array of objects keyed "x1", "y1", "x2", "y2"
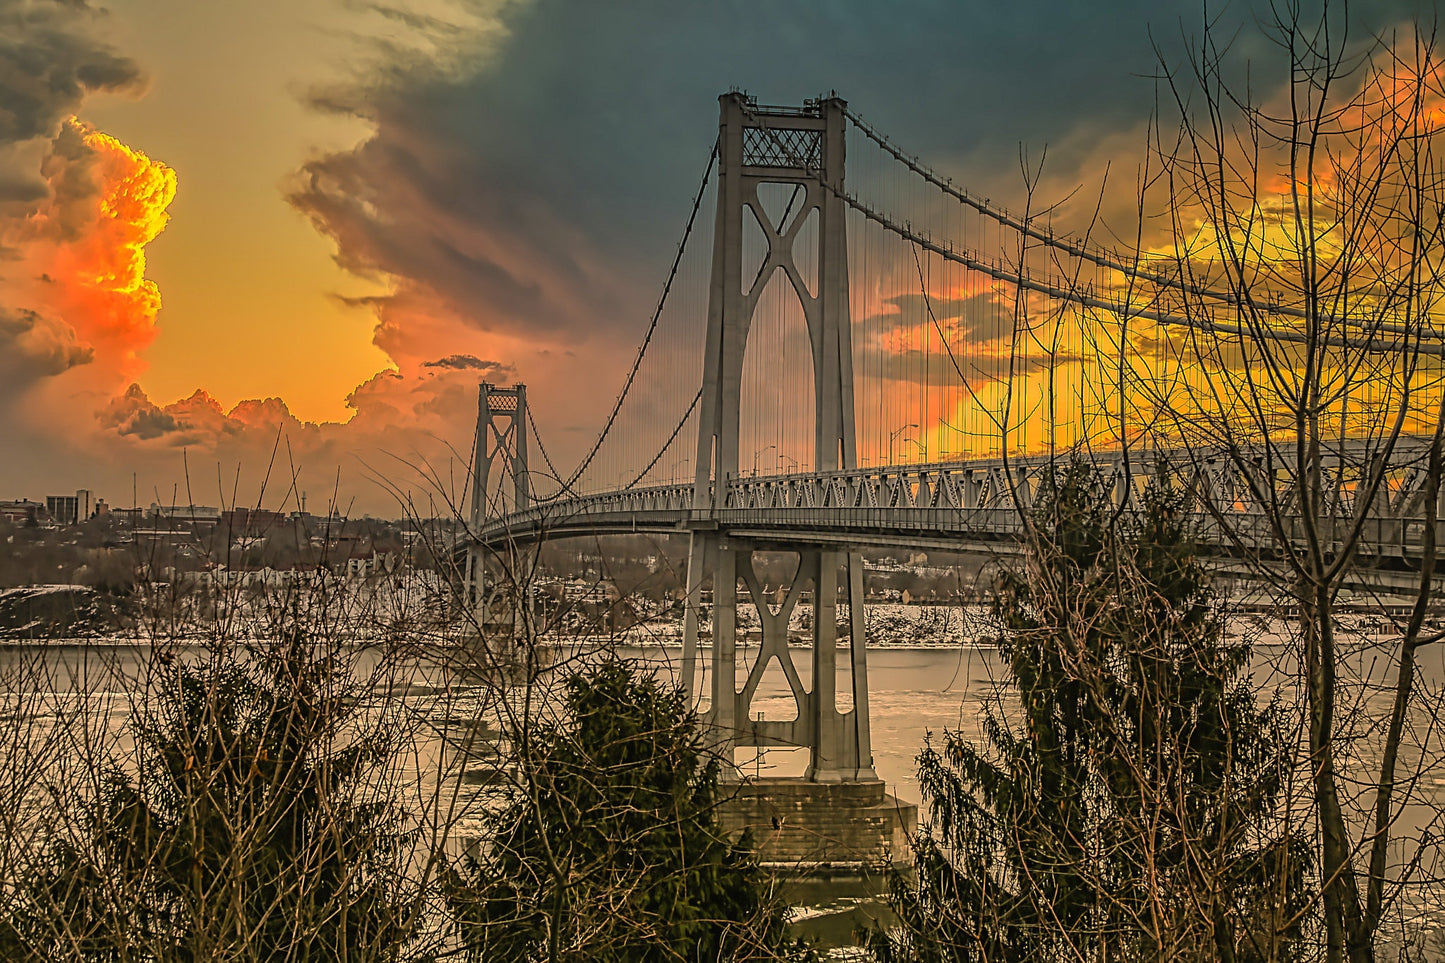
[{"x1": 474, "y1": 452, "x2": 1445, "y2": 561}]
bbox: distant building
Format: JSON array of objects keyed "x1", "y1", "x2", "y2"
[
  {"x1": 46, "y1": 489, "x2": 92, "y2": 525},
  {"x1": 46, "y1": 495, "x2": 76, "y2": 524},
  {"x1": 220, "y1": 508, "x2": 286, "y2": 534},
  {"x1": 345, "y1": 551, "x2": 403, "y2": 579},
  {"x1": 0, "y1": 499, "x2": 43, "y2": 525},
  {"x1": 562, "y1": 579, "x2": 616, "y2": 604},
  {"x1": 318, "y1": 533, "x2": 367, "y2": 562},
  {"x1": 148, "y1": 503, "x2": 221, "y2": 527}
]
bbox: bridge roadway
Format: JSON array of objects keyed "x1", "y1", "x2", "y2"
[{"x1": 473, "y1": 447, "x2": 1445, "y2": 565}]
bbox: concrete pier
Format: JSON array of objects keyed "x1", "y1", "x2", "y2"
[{"x1": 718, "y1": 778, "x2": 917, "y2": 871}]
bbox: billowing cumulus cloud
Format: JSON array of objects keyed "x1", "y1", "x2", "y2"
[
  {"x1": 0, "y1": 104, "x2": 184, "y2": 500},
  {"x1": 18, "y1": 120, "x2": 174, "y2": 374},
  {"x1": 83, "y1": 359, "x2": 500, "y2": 513},
  {"x1": 0, "y1": 117, "x2": 173, "y2": 414},
  {"x1": 99, "y1": 383, "x2": 183, "y2": 440},
  {"x1": 0, "y1": 306, "x2": 92, "y2": 384},
  {"x1": 0, "y1": 115, "x2": 174, "y2": 419},
  {"x1": 100, "y1": 385, "x2": 234, "y2": 443},
  {"x1": 0, "y1": 1, "x2": 161, "y2": 412}
]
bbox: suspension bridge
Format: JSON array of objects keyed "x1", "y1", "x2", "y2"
[{"x1": 465, "y1": 93, "x2": 1445, "y2": 859}]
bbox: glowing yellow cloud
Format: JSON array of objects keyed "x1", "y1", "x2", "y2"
[{"x1": 46, "y1": 120, "x2": 177, "y2": 377}]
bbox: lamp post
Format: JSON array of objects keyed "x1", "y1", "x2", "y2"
[
  {"x1": 888, "y1": 424, "x2": 919, "y2": 466},
  {"x1": 752, "y1": 444, "x2": 776, "y2": 476},
  {"x1": 778, "y1": 453, "x2": 799, "y2": 473}
]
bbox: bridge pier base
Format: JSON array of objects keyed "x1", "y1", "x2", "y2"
[
  {"x1": 682, "y1": 534, "x2": 879, "y2": 782},
  {"x1": 717, "y1": 777, "x2": 916, "y2": 870}
]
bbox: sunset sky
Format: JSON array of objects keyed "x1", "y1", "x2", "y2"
[{"x1": 0, "y1": 0, "x2": 1429, "y2": 514}]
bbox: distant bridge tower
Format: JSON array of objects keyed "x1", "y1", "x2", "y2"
[
  {"x1": 683, "y1": 93, "x2": 875, "y2": 783},
  {"x1": 468, "y1": 382, "x2": 530, "y2": 617},
  {"x1": 470, "y1": 382, "x2": 530, "y2": 523}
]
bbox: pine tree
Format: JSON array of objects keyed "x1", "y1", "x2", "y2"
[
  {"x1": 9, "y1": 629, "x2": 422, "y2": 962},
  {"x1": 448, "y1": 657, "x2": 803, "y2": 962},
  {"x1": 870, "y1": 460, "x2": 1312, "y2": 963}
]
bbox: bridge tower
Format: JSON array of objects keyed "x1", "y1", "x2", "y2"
[
  {"x1": 467, "y1": 382, "x2": 530, "y2": 621},
  {"x1": 470, "y1": 382, "x2": 530, "y2": 524},
  {"x1": 683, "y1": 93, "x2": 876, "y2": 784}
]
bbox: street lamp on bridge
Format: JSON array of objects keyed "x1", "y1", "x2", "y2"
[
  {"x1": 752, "y1": 445, "x2": 776, "y2": 476},
  {"x1": 888, "y1": 424, "x2": 919, "y2": 466}
]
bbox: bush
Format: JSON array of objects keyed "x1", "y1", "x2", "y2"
[
  {"x1": 6, "y1": 628, "x2": 426, "y2": 962},
  {"x1": 447, "y1": 657, "x2": 803, "y2": 962}
]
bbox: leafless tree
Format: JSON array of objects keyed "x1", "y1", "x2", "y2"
[{"x1": 1137, "y1": 5, "x2": 1445, "y2": 960}]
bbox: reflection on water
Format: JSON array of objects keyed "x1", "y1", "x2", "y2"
[
  {"x1": 603, "y1": 636, "x2": 1445, "y2": 821},
  {"x1": 28, "y1": 634, "x2": 1445, "y2": 822}
]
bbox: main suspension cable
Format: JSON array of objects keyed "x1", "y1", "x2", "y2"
[
  {"x1": 556, "y1": 140, "x2": 719, "y2": 492},
  {"x1": 845, "y1": 189, "x2": 1445, "y2": 356},
  {"x1": 844, "y1": 105, "x2": 1445, "y2": 340},
  {"x1": 622, "y1": 387, "x2": 703, "y2": 490}
]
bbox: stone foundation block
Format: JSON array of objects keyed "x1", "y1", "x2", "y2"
[{"x1": 717, "y1": 777, "x2": 918, "y2": 871}]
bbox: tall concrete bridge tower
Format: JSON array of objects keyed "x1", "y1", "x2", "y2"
[{"x1": 682, "y1": 93, "x2": 877, "y2": 786}]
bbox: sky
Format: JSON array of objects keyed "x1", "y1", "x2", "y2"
[{"x1": 0, "y1": 0, "x2": 1430, "y2": 515}]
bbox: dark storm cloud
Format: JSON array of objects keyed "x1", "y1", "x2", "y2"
[
  {"x1": 0, "y1": 0, "x2": 145, "y2": 201},
  {"x1": 290, "y1": 0, "x2": 1433, "y2": 350},
  {"x1": 866, "y1": 291, "x2": 1007, "y2": 345},
  {"x1": 0, "y1": 305, "x2": 92, "y2": 395},
  {"x1": 421, "y1": 353, "x2": 512, "y2": 373},
  {"x1": 99, "y1": 383, "x2": 181, "y2": 440}
]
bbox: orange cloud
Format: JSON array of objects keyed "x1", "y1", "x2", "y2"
[
  {"x1": 0, "y1": 114, "x2": 547, "y2": 512},
  {"x1": 0, "y1": 118, "x2": 175, "y2": 394},
  {"x1": 40, "y1": 120, "x2": 175, "y2": 379}
]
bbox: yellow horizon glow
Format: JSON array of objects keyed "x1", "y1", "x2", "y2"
[{"x1": 79, "y1": 0, "x2": 402, "y2": 424}]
